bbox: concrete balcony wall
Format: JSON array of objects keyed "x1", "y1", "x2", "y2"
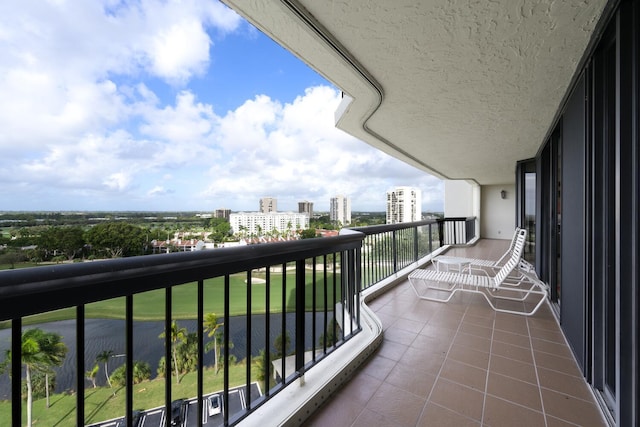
[
  {"x1": 481, "y1": 184, "x2": 516, "y2": 239},
  {"x1": 444, "y1": 180, "x2": 475, "y2": 218},
  {"x1": 444, "y1": 180, "x2": 481, "y2": 241}
]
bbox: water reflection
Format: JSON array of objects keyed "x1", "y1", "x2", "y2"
[{"x1": 0, "y1": 312, "x2": 330, "y2": 398}]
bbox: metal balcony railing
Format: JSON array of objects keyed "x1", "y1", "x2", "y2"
[
  {"x1": 0, "y1": 217, "x2": 474, "y2": 427},
  {"x1": 438, "y1": 217, "x2": 476, "y2": 247},
  {"x1": 351, "y1": 217, "x2": 475, "y2": 290}
]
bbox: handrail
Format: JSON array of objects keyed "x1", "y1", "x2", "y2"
[
  {"x1": 0, "y1": 232, "x2": 365, "y2": 321},
  {"x1": 349, "y1": 219, "x2": 438, "y2": 234},
  {"x1": 349, "y1": 217, "x2": 476, "y2": 289},
  {"x1": 0, "y1": 232, "x2": 365, "y2": 427}
]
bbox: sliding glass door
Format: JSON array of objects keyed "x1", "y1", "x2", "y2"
[
  {"x1": 516, "y1": 160, "x2": 536, "y2": 264},
  {"x1": 591, "y1": 22, "x2": 617, "y2": 415}
]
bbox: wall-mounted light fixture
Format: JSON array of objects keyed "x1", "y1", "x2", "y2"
[{"x1": 500, "y1": 190, "x2": 507, "y2": 199}]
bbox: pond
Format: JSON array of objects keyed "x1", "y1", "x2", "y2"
[{"x1": 0, "y1": 312, "x2": 334, "y2": 399}]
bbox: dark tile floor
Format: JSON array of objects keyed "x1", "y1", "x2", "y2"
[{"x1": 303, "y1": 239, "x2": 608, "y2": 427}]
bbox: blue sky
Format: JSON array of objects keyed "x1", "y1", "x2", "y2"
[{"x1": 0, "y1": 0, "x2": 443, "y2": 213}]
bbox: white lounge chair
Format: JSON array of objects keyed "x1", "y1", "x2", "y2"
[
  {"x1": 433, "y1": 227, "x2": 522, "y2": 272},
  {"x1": 408, "y1": 229, "x2": 548, "y2": 316},
  {"x1": 433, "y1": 228, "x2": 534, "y2": 287}
]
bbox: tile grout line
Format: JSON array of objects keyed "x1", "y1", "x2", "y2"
[
  {"x1": 480, "y1": 308, "x2": 497, "y2": 425},
  {"x1": 527, "y1": 315, "x2": 549, "y2": 427},
  {"x1": 414, "y1": 296, "x2": 470, "y2": 426},
  {"x1": 377, "y1": 291, "x2": 444, "y2": 425},
  {"x1": 349, "y1": 291, "x2": 406, "y2": 427},
  {"x1": 531, "y1": 307, "x2": 611, "y2": 426}
]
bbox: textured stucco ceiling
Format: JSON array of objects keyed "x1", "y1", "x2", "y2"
[{"x1": 223, "y1": 0, "x2": 609, "y2": 185}]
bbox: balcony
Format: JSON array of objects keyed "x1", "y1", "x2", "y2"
[
  {"x1": 0, "y1": 219, "x2": 607, "y2": 426},
  {"x1": 305, "y1": 238, "x2": 608, "y2": 426}
]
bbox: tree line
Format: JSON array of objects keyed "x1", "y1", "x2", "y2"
[
  {"x1": 0, "y1": 218, "x2": 234, "y2": 267},
  {"x1": 0, "y1": 212, "x2": 398, "y2": 268},
  {"x1": 0, "y1": 222, "x2": 149, "y2": 265}
]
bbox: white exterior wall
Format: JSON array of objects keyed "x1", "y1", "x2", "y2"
[
  {"x1": 444, "y1": 180, "x2": 475, "y2": 217},
  {"x1": 230, "y1": 212, "x2": 309, "y2": 236},
  {"x1": 480, "y1": 184, "x2": 515, "y2": 239},
  {"x1": 444, "y1": 180, "x2": 481, "y2": 238}
]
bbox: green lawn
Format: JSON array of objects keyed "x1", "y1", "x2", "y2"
[
  {"x1": 0, "y1": 264, "x2": 336, "y2": 424},
  {"x1": 0, "y1": 270, "x2": 340, "y2": 329},
  {"x1": 0, "y1": 261, "x2": 43, "y2": 270},
  {"x1": 0, "y1": 260, "x2": 341, "y2": 423},
  {"x1": 0, "y1": 361, "x2": 261, "y2": 427}
]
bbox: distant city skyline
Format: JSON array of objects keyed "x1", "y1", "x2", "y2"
[{"x1": 0, "y1": 1, "x2": 443, "y2": 213}]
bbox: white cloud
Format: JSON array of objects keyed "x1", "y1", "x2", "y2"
[
  {"x1": 0, "y1": 1, "x2": 442, "y2": 212},
  {"x1": 147, "y1": 186, "x2": 173, "y2": 197},
  {"x1": 202, "y1": 86, "x2": 443, "y2": 211},
  {"x1": 139, "y1": 91, "x2": 215, "y2": 142},
  {"x1": 0, "y1": 0, "x2": 241, "y2": 152},
  {"x1": 19, "y1": 131, "x2": 146, "y2": 189},
  {"x1": 9, "y1": 87, "x2": 224, "y2": 193},
  {"x1": 104, "y1": 171, "x2": 132, "y2": 191},
  {"x1": 217, "y1": 95, "x2": 280, "y2": 152},
  {"x1": 5, "y1": 81, "x2": 441, "y2": 211},
  {"x1": 147, "y1": 20, "x2": 211, "y2": 83}
]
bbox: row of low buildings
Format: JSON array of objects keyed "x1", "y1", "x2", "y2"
[
  {"x1": 221, "y1": 190, "x2": 424, "y2": 236},
  {"x1": 149, "y1": 190, "x2": 425, "y2": 250},
  {"x1": 228, "y1": 211, "x2": 309, "y2": 237},
  {"x1": 226, "y1": 197, "x2": 326, "y2": 237}
]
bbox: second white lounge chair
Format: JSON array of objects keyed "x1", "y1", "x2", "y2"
[
  {"x1": 408, "y1": 229, "x2": 548, "y2": 316},
  {"x1": 433, "y1": 227, "x2": 522, "y2": 271}
]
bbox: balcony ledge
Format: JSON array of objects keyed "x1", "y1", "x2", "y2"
[{"x1": 240, "y1": 246, "x2": 449, "y2": 426}]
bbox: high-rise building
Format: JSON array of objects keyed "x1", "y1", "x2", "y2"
[
  {"x1": 214, "y1": 208, "x2": 231, "y2": 220},
  {"x1": 298, "y1": 201, "x2": 314, "y2": 217},
  {"x1": 330, "y1": 195, "x2": 351, "y2": 226},
  {"x1": 259, "y1": 197, "x2": 277, "y2": 213},
  {"x1": 386, "y1": 187, "x2": 421, "y2": 224}
]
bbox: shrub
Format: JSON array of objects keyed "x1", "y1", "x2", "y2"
[{"x1": 110, "y1": 361, "x2": 151, "y2": 386}]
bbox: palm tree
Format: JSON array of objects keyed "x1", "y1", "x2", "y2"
[
  {"x1": 32, "y1": 330, "x2": 67, "y2": 409},
  {"x1": 19, "y1": 330, "x2": 44, "y2": 427},
  {"x1": 95, "y1": 350, "x2": 114, "y2": 388},
  {"x1": 203, "y1": 313, "x2": 223, "y2": 374},
  {"x1": 159, "y1": 321, "x2": 187, "y2": 384},
  {"x1": 29, "y1": 332, "x2": 67, "y2": 408},
  {"x1": 86, "y1": 364, "x2": 99, "y2": 388},
  {"x1": 175, "y1": 332, "x2": 199, "y2": 374},
  {"x1": 0, "y1": 328, "x2": 68, "y2": 427}
]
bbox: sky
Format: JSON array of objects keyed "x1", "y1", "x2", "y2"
[{"x1": 0, "y1": 0, "x2": 443, "y2": 213}]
